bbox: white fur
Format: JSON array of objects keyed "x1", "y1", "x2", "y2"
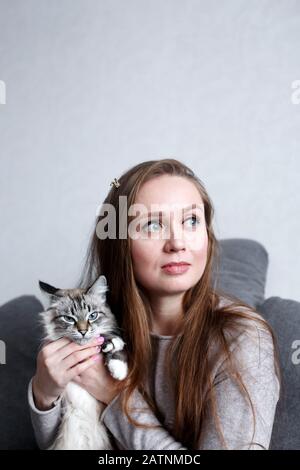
[
  {"x1": 47, "y1": 343, "x2": 127, "y2": 450},
  {"x1": 107, "y1": 359, "x2": 128, "y2": 381},
  {"x1": 49, "y1": 382, "x2": 113, "y2": 450},
  {"x1": 102, "y1": 337, "x2": 125, "y2": 353}
]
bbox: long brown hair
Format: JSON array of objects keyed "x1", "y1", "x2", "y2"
[{"x1": 76, "y1": 158, "x2": 281, "y2": 449}]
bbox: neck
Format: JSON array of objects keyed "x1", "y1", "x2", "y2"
[{"x1": 149, "y1": 293, "x2": 184, "y2": 336}]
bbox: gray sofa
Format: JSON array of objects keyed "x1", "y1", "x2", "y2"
[{"x1": 0, "y1": 238, "x2": 299, "y2": 450}]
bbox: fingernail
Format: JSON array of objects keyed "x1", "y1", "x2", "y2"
[
  {"x1": 97, "y1": 337, "x2": 105, "y2": 344},
  {"x1": 92, "y1": 354, "x2": 100, "y2": 361},
  {"x1": 95, "y1": 346, "x2": 100, "y2": 352}
]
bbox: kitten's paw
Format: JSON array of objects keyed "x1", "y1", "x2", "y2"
[
  {"x1": 102, "y1": 337, "x2": 125, "y2": 353},
  {"x1": 111, "y1": 337, "x2": 125, "y2": 351},
  {"x1": 107, "y1": 359, "x2": 128, "y2": 381},
  {"x1": 101, "y1": 341, "x2": 114, "y2": 353}
]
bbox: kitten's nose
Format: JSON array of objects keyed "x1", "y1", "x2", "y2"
[{"x1": 77, "y1": 321, "x2": 88, "y2": 337}]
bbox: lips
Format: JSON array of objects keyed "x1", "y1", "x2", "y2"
[
  {"x1": 161, "y1": 262, "x2": 190, "y2": 268},
  {"x1": 161, "y1": 262, "x2": 191, "y2": 275}
]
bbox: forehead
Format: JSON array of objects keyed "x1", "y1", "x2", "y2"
[{"x1": 135, "y1": 175, "x2": 204, "y2": 210}]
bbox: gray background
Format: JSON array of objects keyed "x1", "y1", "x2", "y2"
[{"x1": 0, "y1": 0, "x2": 299, "y2": 307}]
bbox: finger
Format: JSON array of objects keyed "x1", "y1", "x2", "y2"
[
  {"x1": 42, "y1": 337, "x2": 72, "y2": 355},
  {"x1": 67, "y1": 353, "x2": 101, "y2": 381},
  {"x1": 55, "y1": 336, "x2": 104, "y2": 362},
  {"x1": 72, "y1": 375, "x2": 82, "y2": 383},
  {"x1": 63, "y1": 345, "x2": 101, "y2": 370}
]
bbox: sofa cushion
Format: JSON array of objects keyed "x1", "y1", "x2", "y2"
[
  {"x1": 212, "y1": 238, "x2": 269, "y2": 309},
  {"x1": 258, "y1": 296, "x2": 300, "y2": 450},
  {"x1": 0, "y1": 295, "x2": 43, "y2": 449}
]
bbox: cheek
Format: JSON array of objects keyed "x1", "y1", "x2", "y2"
[
  {"x1": 131, "y1": 240, "x2": 159, "y2": 285},
  {"x1": 187, "y1": 230, "x2": 208, "y2": 269},
  {"x1": 131, "y1": 240, "x2": 157, "y2": 266}
]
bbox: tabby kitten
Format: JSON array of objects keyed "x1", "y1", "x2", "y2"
[{"x1": 38, "y1": 274, "x2": 128, "y2": 450}]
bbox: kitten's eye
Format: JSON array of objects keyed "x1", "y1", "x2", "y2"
[
  {"x1": 62, "y1": 316, "x2": 76, "y2": 324},
  {"x1": 88, "y1": 312, "x2": 99, "y2": 322}
]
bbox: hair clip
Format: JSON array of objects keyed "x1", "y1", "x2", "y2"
[{"x1": 110, "y1": 178, "x2": 120, "y2": 189}]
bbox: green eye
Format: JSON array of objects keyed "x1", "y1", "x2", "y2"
[
  {"x1": 88, "y1": 312, "x2": 99, "y2": 322},
  {"x1": 62, "y1": 316, "x2": 76, "y2": 324}
]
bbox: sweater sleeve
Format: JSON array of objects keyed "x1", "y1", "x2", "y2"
[
  {"x1": 198, "y1": 325, "x2": 280, "y2": 449},
  {"x1": 101, "y1": 325, "x2": 280, "y2": 450},
  {"x1": 101, "y1": 388, "x2": 188, "y2": 450},
  {"x1": 27, "y1": 377, "x2": 63, "y2": 449}
]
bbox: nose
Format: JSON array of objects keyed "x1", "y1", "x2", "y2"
[
  {"x1": 164, "y1": 242, "x2": 186, "y2": 253},
  {"x1": 164, "y1": 241, "x2": 186, "y2": 255},
  {"x1": 163, "y1": 224, "x2": 186, "y2": 252},
  {"x1": 77, "y1": 321, "x2": 88, "y2": 337}
]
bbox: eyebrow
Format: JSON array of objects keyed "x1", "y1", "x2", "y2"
[{"x1": 145, "y1": 204, "x2": 204, "y2": 217}]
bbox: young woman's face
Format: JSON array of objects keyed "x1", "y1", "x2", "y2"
[{"x1": 130, "y1": 175, "x2": 208, "y2": 297}]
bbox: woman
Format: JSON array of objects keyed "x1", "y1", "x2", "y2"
[{"x1": 28, "y1": 158, "x2": 281, "y2": 450}]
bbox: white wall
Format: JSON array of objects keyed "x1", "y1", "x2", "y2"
[{"x1": 0, "y1": 0, "x2": 299, "y2": 307}]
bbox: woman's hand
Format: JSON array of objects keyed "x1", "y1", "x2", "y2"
[
  {"x1": 32, "y1": 336, "x2": 105, "y2": 411},
  {"x1": 72, "y1": 352, "x2": 124, "y2": 406}
]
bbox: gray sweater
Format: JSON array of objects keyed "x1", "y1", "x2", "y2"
[{"x1": 28, "y1": 302, "x2": 280, "y2": 450}]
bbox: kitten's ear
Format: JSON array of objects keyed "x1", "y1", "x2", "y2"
[
  {"x1": 86, "y1": 275, "x2": 109, "y2": 302},
  {"x1": 39, "y1": 280, "x2": 63, "y2": 302}
]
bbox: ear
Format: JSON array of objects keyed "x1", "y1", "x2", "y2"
[
  {"x1": 86, "y1": 275, "x2": 109, "y2": 302},
  {"x1": 39, "y1": 280, "x2": 63, "y2": 302}
]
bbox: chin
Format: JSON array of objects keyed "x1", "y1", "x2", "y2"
[{"x1": 160, "y1": 278, "x2": 193, "y2": 288}]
